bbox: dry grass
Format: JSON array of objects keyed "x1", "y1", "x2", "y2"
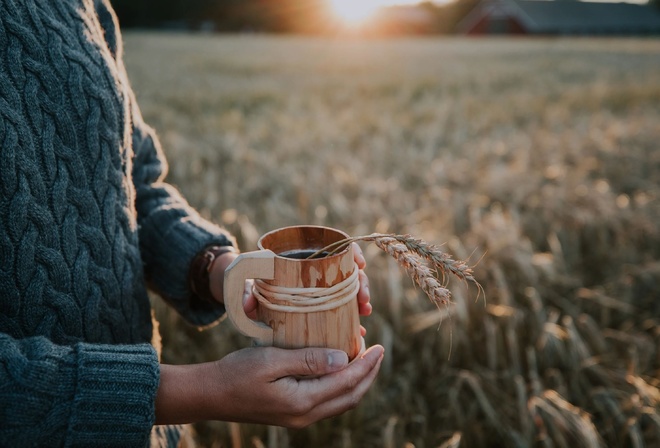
[{"x1": 124, "y1": 33, "x2": 660, "y2": 447}]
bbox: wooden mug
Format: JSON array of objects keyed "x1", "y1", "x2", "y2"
[{"x1": 222, "y1": 225, "x2": 364, "y2": 360}]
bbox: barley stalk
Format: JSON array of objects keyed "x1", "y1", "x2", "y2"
[
  {"x1": 374, "y1": 237, "x2": 453, "y2": 307},
  {"x1": 308, "y1": 233, "x2": 482, "y2": 307}
]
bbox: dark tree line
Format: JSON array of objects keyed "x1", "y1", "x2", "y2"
[
  {"x1": 112, "y1": 0, "x2": 336, "y2": 32},
  {"x1": 110, "y1": 0, "x2": 480, "y2": 35}
]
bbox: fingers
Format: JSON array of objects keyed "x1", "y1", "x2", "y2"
[
  {"x1": 263, "y1": 347, "x2": 350, "y2": 379},
  {"x1": 300, "y1": 345, "x2": 383, "y2": 402},
  {"x1": 353, "y1": 244, "x2": 371, "y2": 316},
  {"x1": 303, "y1": 349, "x2": 383, "y2": 424},
  {"x1": 357, "y1": 270, "x2": 372, "y2": 316},
  {"x1": 290, "y1": 345, "x2": 384, "y2": 426},
  {"x1": 242, "y1": 280, "x2": 258, "y2": 319},
  {"x1": 352, "y1": 242, "x2": 366, "y2": 269}
]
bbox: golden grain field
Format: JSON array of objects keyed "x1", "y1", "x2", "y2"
[{"x1": 123, "y1": 33, "x2": 660, "y2": 448}]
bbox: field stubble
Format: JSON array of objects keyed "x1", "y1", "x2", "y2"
[{"x1": 124, "y1": 33, "x2": 660, "y2": 447}]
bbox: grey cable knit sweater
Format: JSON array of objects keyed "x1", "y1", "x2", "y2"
[{"x1": 0, "y1": 1, "x2": 235, "y2": 445}]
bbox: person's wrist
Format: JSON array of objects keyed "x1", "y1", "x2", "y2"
[
  {"x1": 156, "y1": 363, "x2": 208, "y2": 424},
  {"x1": 189, "y1": 245, "x2": 238, "y2": 303}
]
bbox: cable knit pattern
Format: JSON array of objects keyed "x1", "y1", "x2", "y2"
[{"x1": 0, "y1": 0, "x2": 235, "y2": 445}]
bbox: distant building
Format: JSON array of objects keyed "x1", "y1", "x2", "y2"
[{"x1": 457, "y1": 0, "x2": 660, "y2": 35}]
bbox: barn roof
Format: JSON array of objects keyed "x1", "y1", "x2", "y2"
[
  {"x1": 458, "y1": 0, "x2": 660, "y2": 34},
  {"x1": 516, "y1": 0, "x2": 660, "y2": 33}
]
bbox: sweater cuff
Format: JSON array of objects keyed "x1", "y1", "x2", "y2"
[
  {"x1": 147, "y1": 214, "x2": 233, "y2": 327},
  {"x1": 66, "y1": 343, "x2": 159, "y2": 447}
]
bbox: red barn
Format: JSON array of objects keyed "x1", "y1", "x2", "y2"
[{"x1": 457, "y1": 0, "x2": 660, "y2": 35}]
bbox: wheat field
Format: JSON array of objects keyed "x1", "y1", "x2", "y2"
[{"x1": 123, "y1": 33, "x2": 660, "y2": 447}]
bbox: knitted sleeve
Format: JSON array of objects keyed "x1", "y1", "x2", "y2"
[
  {"x1": 131, "y1": 101, "x2": 235, "y2": 326},
  {"x1": 0, "y1": 333, "x2": 159, "y2": 447},
  {"x1": 95, "y1": 0, "x2": 236, "y2": 326}
]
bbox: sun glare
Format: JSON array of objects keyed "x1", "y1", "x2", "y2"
[{"x1": 328, "y1": 0, "x2": 384, "y2": 26}]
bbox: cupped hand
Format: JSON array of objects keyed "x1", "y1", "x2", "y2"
[
  {"x1": 156, "y1": 345, "x2": 384, "y2": 427},
  {"x1": 204, "y1": 345, "x2": 384, "y2": 428}
]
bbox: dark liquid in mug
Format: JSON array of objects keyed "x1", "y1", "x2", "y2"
[{"x1": 279, "y1": 249, "x2": 330, "y2": 260}]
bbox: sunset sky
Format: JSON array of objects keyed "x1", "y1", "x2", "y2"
[{"x1": 327, "y1": 0, "x2": 441, "y2": 25}]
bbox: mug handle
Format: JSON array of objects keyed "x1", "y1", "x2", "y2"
[{"x1": 217, "y1": 250, "x2": 276, "y2": 345}]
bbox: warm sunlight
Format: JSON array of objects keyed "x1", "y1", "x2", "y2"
[
  {"x1": 328, "y1": 0, "x2": 381, "y2": 25},
  {"x1": 327, "y1": 0, "x2": 420, "y2": 26}
]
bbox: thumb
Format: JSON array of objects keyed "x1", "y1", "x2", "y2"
[{"x1": 276, "y1": 348, "x2": 349, "y2": 378}]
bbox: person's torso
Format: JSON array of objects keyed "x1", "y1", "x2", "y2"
[{"x1": 0, "y1": 0, "x2": 152, "y2": 345}]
